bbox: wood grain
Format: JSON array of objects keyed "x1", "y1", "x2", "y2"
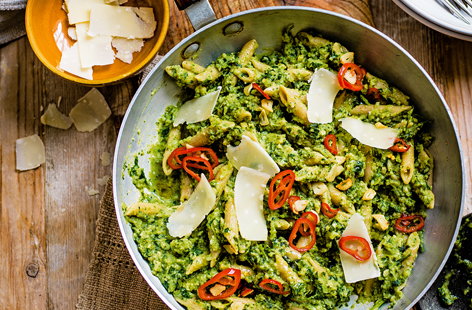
[
  {"x1": 0, "y1": 37, "x2": 47, "y2": 309},
  {"x1": 0, "y1": 0, "x2": 470, "y2": 309},
  {"x1": 370, "y1": 1, "x2": 472, "y2": 215}
]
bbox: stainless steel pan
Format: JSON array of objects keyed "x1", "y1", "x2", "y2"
[{"x1": 113, "y1": 2, "x2": 465, "y2": 309}]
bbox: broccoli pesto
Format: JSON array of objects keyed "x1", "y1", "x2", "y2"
[
  {"x1": 438, "y1": 215, "x2": 472, "y2": 308},
  {"x1": 124, "y1": 30, "x2": 434, "y2": 309}
]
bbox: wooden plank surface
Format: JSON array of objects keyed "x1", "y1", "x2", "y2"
[{"x1": 0, "y1": 0, "x2": 470, "y2": 309}]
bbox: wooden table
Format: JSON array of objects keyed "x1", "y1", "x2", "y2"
[{"x1": 1, "y1": 0, "x2": 470, "y2": 308}]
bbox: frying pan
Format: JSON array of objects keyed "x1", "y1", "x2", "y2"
[{"x1": 113, "y1": 1, "x2": 465, "y2": 309}]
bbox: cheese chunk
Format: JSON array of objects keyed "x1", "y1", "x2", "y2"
[
  {"x1": 69, "y1": 88, "x2": 111, "y2": 132},
  {"x1": 340, "y1": 117, "x2": 397, "y2": 149},
  {"x1": 40, "y1": 104, "x2": 73, "y2": 130},
  {"x1": 105, "y1": 0, "x2": 128, "y2": 4},
  {"x1": 307, "y1": 68, "x2": 341, "y2": 123},
  {"x1": 167, "y1": 175, "x2": 216, "y2": 238},
  {"x1": 16, "y1": 134, "x2": 46, "y2": 171},
  {"x1": 65, "y1": 0, "x2": 104, "y2": 24},
  {"x1": 173, "y1": 87, "x2": 221, "y2": 126},
  {"x1": 112, "y1": 38, "x2": 144, "y2": 64},
  {"x1": 67, "y1": 27, "x2": 77, "y2": 41},
  {"x1": 88, "y1": 5, "x2": 157, "y2": 39},
  {"x1": 227, "y1": 135, "x2": 280, "y2": 177},
  {"x1": 59, "y1": 43, "x2": 93, "y2": 80},
  {"x1": 339, "y1": 213, "x2": 380, "y2": 283},
  {"x1": 234, "y1": 167, "x2": 270, "y2": 241},
  {"x1": 76, "y1": 22, "x2": 115, "y2": 68}
]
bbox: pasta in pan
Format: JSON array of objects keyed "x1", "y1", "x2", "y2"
[{"x1": 125, "y1": 30, "x2": 434, "y2": 309}]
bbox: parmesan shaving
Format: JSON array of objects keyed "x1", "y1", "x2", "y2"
[
  {"x1": 226, "y1": 135, "x2": 280, "y2": 177},
  {"x1": 173, "y1": 87, "x2": 221, "y2": 126},
  {"x1": 112, "y1": 37, "x2": 144, "y2": 64},
  {"x1": 59, "y1": 43, "x2": 93, "y2": 80},
  {"x1": 76, "y1": 22, "x2": 115, "y2": 68},
  {"x1": 307, "y1": 68, "x2": 341, "y2": 124},
  {"x1": 69, "y1": 88, "x2": 111, "y2": 132},
  {"x1": 339, "y1": 213, "x2": 380, "y2": 283},
  {"x1": 64, "y1": 0, "x2": 104, "y2": 24},
  {"x1": 234, "y1": 167, "x2": 270, "y2": 241},
  {"x1": 167, "y1": 175, "x2": 216, "y2": 238},
  {"x1": 340, "y1": 117, "x2": 397, "y2": 149},
  {"x1": 16, "y1": 134, "x2": 46, "y2": 171},
  {"x1": 100, "y1": 151, "x2": 111, "y2": 166},
  {"x1": 40, "y1": 104, "x2": 73, "y2": 130},
  {"x1": 89, "y1": 5, "x2": 157, "y2": 39}
]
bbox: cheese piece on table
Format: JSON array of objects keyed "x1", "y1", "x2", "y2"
[
  {"x1": 167, "y1": 175, "x2": 216, "y2": 238},
  {"x1": 173, "y1": 87, "x2": 221, "y2": 126},
  {"x1": 65, "y1": 0, "x2": 104, "y2": 24},
  {"x1": 16, "y1": 134, "x2": 46, "y2": 171},
  {"x1": 69, "y1": 88, "x2": 111, "y2": 132},
  {"x1": 40, "y1": 104, "x2": 73, "y2": 130},
  {"x1": 227, "y1": 135, "x2": 280, "y2": 177},
  {"x1": 112, "y1": 37, "x2": 144, "y2": 64},
  {"x1": 307, "y1": 68, "x2": 341, "y2": 124},
  {"x1": 339, "y1": 213, "x2": 380, "y2": 283},
  {"x1": 76, "y1": 22, "x2": 115, "y2": 68},
  {"x1": 88, "y1": 5, "x2": 157, "y2": 39},
  {"x1": 234, "y1": 167, "x2": 270, "y2": 241},
  {"x1": 340, "y1": 117, "x2": 397, "y2": 149},
  {"x1": 59, "y1": 43, "x2": 93, "y2": 80}
]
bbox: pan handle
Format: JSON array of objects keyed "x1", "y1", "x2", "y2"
[{"x1": 174, "y1": 0, "x2": 217, "y2": 30}]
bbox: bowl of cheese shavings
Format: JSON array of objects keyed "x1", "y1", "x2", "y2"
[{"x1": 26, "y1": 0, "x2": 169, "y2": 85}]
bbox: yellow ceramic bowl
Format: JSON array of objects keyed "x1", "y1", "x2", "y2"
[{"x1": 25, "y1": 0, "x2": 169, "y2": 85}]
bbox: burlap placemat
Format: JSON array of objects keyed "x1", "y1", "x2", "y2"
[{"x1": 76, "y1": 180, "x2": 170, "y2": 310}]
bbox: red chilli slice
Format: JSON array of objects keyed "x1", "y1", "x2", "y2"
[
  {"x1": 389, "y1": 138, "x2": 411, "y2": 153},
  {"x1": 268, "y1": 170, "x2": 296, "y2": 210},
  {"x1": 339, "y1": 236, "x2": 372, "y2": 261},
  {"x1": 323, "y1": 134, "x2": 338, "y2": 155},
  {"x1": 337, "y1": 63, "x2": 366, "y2": 91},
  {"x1": 197, "y1": 268, "x2": 241, "y2": 300},
  {"x1": 395, "y1": 214, "x2": 425, "y2": 233},
  {"x1": 289, "y1": 217, "x2": 316, "y2": 252},
  {"x1": 259, "y1": 279, "x2": 290, "y2": 295},
  {"x1": 252, "y1": 83, "x2": 271, "y2": 100},
  {"x1": 182, "y1": 156, "x2": 215, "y2": 182}
]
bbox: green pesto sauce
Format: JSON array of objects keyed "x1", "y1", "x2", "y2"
[
  {"x1": 124, "y1": 30, "x2": 434, "y2": 310},
  {"x1": 438, "y1": 215, "x2": 472, "y2": 308}
]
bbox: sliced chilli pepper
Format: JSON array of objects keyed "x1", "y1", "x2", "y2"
[
  {"x1": 337, "y1": 63, "x2": 366, "y2": 91},
  {"x1": 239, "y1": 287, "x2": 254, "y2": 297},
  {"x1": 298, "y1": 211, "x2": 319, "y2": 236},
  {"x1": 252, "y1": 83, "x2": 271, "y2": 100},
  {"x1": 182, "y1": 156, "x2": 215, "y2": 182},
  {"x1": 167, "y1": 147, "x2": 187, "y2": 169},
  {"x1": 323, "y1": 134, "x2": 338, "y2": 155},
  {"x1": 366, "y1": 87, "x2": 381, "y2": 102},
  {"x1": 389, "y1": 138, "x2": 411, "y2": 153},
  {"x1": 339, "y1": 236, "x2": 372, "y2": 261},
  {"x1": 395, "y1": 214, "x2": 425, "y2": 233},
  {"x1": 289, "y1": 217, "x2": 316, "y2": 252},
  {"x1": 287, "y1": 195, "x2": 301, "y2": 213},
  {"x1": 198, "y1": 268, "x2": 241, "y2": 301},
  {"x1": 321, "y1": 202, "x2": 338, "y2": 219},
  {"x1": 268, "y1": 170, "x2": 296, "y2": 210},
  {"x1": 167, "y1": 147, "x2": 219, "y2": 170},
  {"x1": 259, "y1": 279, "x2": 290, "y2": 295}
]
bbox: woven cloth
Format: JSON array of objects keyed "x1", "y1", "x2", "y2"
[
  {"x1": 0, "y1": 0, "x2": 26, "y2": 45},
  {"x1": 76, "y1": 180, "x2": 170, "y2": 310}
]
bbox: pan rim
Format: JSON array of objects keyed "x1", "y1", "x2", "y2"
[{"x1": 113, "y1": 6, "x2": 466, "y2": 310}]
